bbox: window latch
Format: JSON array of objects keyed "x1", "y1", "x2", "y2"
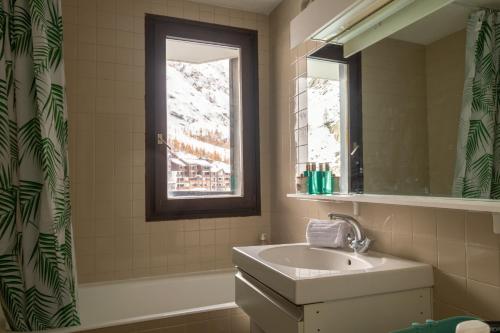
[
  {"x1": 157, "y1": 133, "x2": 165, "y2": 145},
  {"x1": 157, "y1": 133, "x2": 171, "y2": 150}
]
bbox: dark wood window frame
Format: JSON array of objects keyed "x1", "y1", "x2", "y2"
[
  {"x1": 145, "y1": 14, "x2": 261, "y2": 221},
  {"x1": 308, "y1": 44, "x2": 363, "y2": 193}
]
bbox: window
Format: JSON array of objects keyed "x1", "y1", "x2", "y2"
[
  {"x1": 295, "y1": 45, "x2": 362, "y2": 193},
  {"x1": 145, "y1": 15, "x2": 260, "y2": 220}
]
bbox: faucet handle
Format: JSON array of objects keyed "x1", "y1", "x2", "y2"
[
  {"x1": 329, "y1": 212, "x2": 372, "y2": 253},
  {"x1": 358, "y1": 238, "x2": 372, "y2": 253},
  {"x1": 346, "y1": 235, "x2": 372, "y2": 253}
]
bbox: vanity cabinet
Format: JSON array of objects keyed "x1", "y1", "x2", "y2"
[{"x1": 236, "y1": 270, "x2": 432, "y2": 333}]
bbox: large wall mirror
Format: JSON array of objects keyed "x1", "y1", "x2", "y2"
[{"x1": 302, "y1": 0, "x2": 500, "y2": 200}]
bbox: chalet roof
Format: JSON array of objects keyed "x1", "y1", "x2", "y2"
[
  {"x1": 172, "y1": 152, "x2": 230, "y2": 173},
  {"x1": 170, "y1": 158, "x2": 186, "y2": 166},
  {"x1": 210, "y1": 161, "x2": 231, "y2": 174}
]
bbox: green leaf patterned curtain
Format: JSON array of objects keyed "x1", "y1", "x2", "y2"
[
  {"x1": 453, "y1": 9, "x2": 500, "y2": 199},
  {"x1": 0, "y1": 0, "x2": 80, "y2": 331}
]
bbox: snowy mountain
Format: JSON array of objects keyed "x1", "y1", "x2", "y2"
[
  {"x1": 166, "y1": 59, "x2": 231, "y2": 163},
  {"x1": 307, "y1": 78, "x2": 341, "y2": 174}
]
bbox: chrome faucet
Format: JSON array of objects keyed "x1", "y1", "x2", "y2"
[{"x1": 328, "y1": 213, "x2": 372, "y2": 253}]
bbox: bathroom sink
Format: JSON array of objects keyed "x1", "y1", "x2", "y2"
[
  {"x1": 258, "y1": 244, "x2": 374, "y2": 271},
  {"x1": 232, "y1": 243, "x2": 433, "y2": 304}
]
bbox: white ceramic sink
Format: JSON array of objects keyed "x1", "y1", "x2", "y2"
[
  {"x1": 258, "y1": 245, "x2": 375, "y2": 271},
  {"x1": 232, "y1": 243, "x2": 433, "y2": 304}
]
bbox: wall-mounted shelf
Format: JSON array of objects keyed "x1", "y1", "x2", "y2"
[{"x1": 287, "y1": 193, "x2": 500, "y2": 234}]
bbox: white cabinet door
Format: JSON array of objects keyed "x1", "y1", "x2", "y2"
[{"x1": 235, "y1": 272, "x2": 304, "y2": 333}]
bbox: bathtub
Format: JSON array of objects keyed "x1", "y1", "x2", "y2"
[{"x1": 1, "y1": 269, "x2": 239, "y2": 333}]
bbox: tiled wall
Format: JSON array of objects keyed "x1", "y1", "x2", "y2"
[
  {"x1": 58, "y1": 0, "x2": 500, "y2": 323},
  {"x1": 62, "y1": 0, "x2": 270, "y2": 283},
  {"x1": 426, "y1": 30, "x2": 466, "y2": 195},
  {"x1": 362, "y1": 38, "x2": 429, "y2": 195},
  {"x1": 362, "y1": 31, "x2": 466, "y2": 197},
  {"x1": 269, "y1": 0, "x2": 500, "y2": 320}
]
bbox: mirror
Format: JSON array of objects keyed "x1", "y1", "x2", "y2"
[
  {"x1": 303, "y1": 0, "x2": 500, "y2": 199},
  {"x1": 296, "y1": 46, "x2": 362, "y2": 195},
  {"x1": 361, "y1": 12, "x2": 464, "y2": 197},
  {"x1": 304, "y1": 58, "x2": 347, "y2": 191},
  {"x1": 362, "y1": 1, "x2": 500, "y2": 197}
]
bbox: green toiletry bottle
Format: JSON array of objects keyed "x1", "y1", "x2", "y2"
[
  {"x1": 308, "y1": 163, "x2": 319, "y2": 194},
  {"x1": 317, "y1": 163, "x2": 325, "y2": 194},
  {"x1": 304, "y1": 163, "x2": 311, "y2": 194},
  {"x1": 323, "y1": 163, "x2": 333, "y2": 194},
  {"x1": 304, "y1": 162, "x2": 311, "y2": 178}
]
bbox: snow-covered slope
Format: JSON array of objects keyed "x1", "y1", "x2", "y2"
[
  {"x1": 307, "y1": 78, "x2": 341, "y2": 174},
  {"x1": 166, "y1": 59, "x2": 231, "y2": 163}
]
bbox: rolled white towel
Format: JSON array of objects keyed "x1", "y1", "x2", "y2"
[{"x1": 306, "y1": 219, "x2": 353, "y2": 248}]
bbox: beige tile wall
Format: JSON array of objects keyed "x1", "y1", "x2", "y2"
[
  {"x1": 59, "y1": 0, "x2": 500, "y2": 323},
  {"x1": 362, "y1": 31, "x2": 466, "y2": 197},
  {"x1": 362, "y1": 38, "x2": 429, "y2": 195},
  {"x1": 269, "y1": 0, "x2": 500, "y2": 321},
  {"x1": 62, "y1": 0, "x2": 270, "y2": 283},
  {"x1": 426, "y1": 30, "x2": 466, "y2": 196},
  {"x1": 271, "y1": 200, "x2": 500, "y2": 320}
]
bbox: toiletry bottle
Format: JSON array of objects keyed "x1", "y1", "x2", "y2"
[
  {"x1": 306, "y1": 163, "x2": 313, "y2": 194},
  {"x1": 296, "y1": 174, "x2": 308, "y2": 193},
  {"x1": 333, "y1": 174, "x2": 340, "y2": 193},
  {"x1": 296, "y1": 175, "x2": 302, "y2": 193},
  {"x1": 308, "y1": 163, "x2": 319, "y2": 194},
  {"x1": 304, "y1": 163, "x2": 311, "y2": 194},
  {"x1": 323, "y1": 163, "x2": 333, "y2": 194},
  {"x1": 296, "y1": 165, "x2": 304, "y2": 193},
  {"x1": 304, "y1": 163, "x2": 311, "y2": 178},
  {"x1": 302, "y1": 171, "x2": 309, "y2": 194},
  {"x1": 318, "y1": 163, "x2": 325, "y2": 194}
]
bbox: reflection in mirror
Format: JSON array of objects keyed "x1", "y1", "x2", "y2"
[
  {"x1": 361, "y1": 0, "x2": 500, "y2": 199},
  {"x1": 307, "y1": 59, "x2": 345, "y2": 179},
  {"x1": 295, "y1": 57, "x2": 347, "y2": 194},
  {"x1": 294, "y1": 45, "x2": 361, "y2": 196}
]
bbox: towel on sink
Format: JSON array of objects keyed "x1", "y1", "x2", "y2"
[{"x1": 306, "y1": 219, "x2": 353, "y2": 248}]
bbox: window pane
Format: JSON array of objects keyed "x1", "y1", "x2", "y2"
[{"x1": 165, "y1": 39, "x2": 242, "y2": 198}]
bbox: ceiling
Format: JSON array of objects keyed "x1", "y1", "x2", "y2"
[
  {"x1": 391, "y1": 0, "x2": 500, "y2": 45},
  {"x1": 465, "y1": 0, "x2": 500, "y2": 8},
  {"x1": 191, "y1": 0, "x2": 282, "y2": 14}
]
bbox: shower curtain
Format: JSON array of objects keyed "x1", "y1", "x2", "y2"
[
  {"x1": 0, "y1": 0, "x2": 80, "y2": 331},
  {"x1": 453, "y1": 9, "x2": 500, "y2": 199}
]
